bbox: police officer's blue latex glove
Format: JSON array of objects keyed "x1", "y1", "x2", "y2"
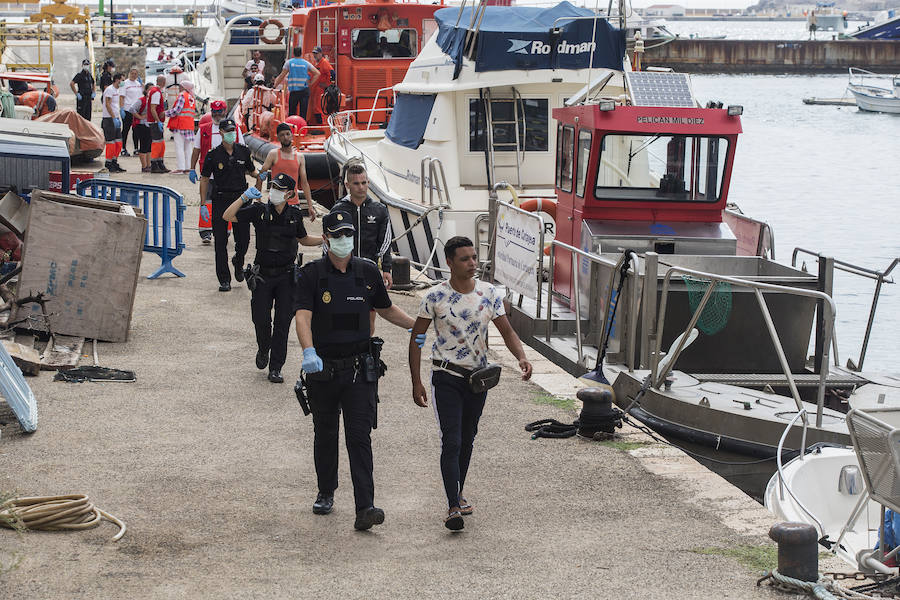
[
  {"x1": 200, "y1": 204, "x2": 209, "y2": 222},
  {"x1": 91, "y1": 92, "x2": 96, "y2": 100},
  {"x1": 243, "y1": 186, "x2": 262, "y2": 200},
  {"x1": 113, "y1": 118, "x2": 121, "y2": 129},
  {"x1": 188, "y1": 169, "x2": 198, "y2": 184},
  {"x1": 119, "y1": 108, "x2": 126, "y2": 120},
  {"x1": 259, "y1": 170, "x2": 269, "y2": 181},
  {"x1": 302, "y1": 347, "x2": 323, "y2": 374},
  {"x1": 76, "y1": 92, "x2": 82, "y2": 101},
  {"x1": 408, "y1": 328, "x2": 427, "y2": 349}
]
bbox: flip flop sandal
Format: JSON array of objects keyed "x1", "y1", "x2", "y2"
[
  {"x1": 459, "y1": 499, "x2": 474, "y2": 515},
  {"x1": 444, "y1": 510, "x2": 464, "y2": 531}
]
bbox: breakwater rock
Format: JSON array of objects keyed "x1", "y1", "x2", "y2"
[{"x1": 4, "y1": 24, "x2": 207, "y2": 48}]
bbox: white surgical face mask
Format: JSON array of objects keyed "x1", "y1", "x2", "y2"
[
  {"x1": 82, "y1": 65, "x2": 90, "y2": 72},
  {"x1": 269, "y1": 189, "x2": 286, "y2": 206},
  {"x1": 328, "y1": 235, "x2": 354, "y2": 258}
]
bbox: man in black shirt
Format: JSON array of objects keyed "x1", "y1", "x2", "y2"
[
  {"x1": 199, "y1": 119, "x2": 260, "y2": 291},
  {"x1": 223, "y1": 173, "x2": 322, "y2": 383},
  {"x1": 70, "y1": 59, "x2": 95, "y2": 121},
  {"x1": 294, "y1": 211, "x2": 422, "y2": 530}
]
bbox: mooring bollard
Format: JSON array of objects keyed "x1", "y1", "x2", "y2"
[
  {"x1": 769, "y1": 522, "x2": 818, "y2": 582},
  {"x1": 392, "y1": 256, "x2": 412, "y2": 290}
]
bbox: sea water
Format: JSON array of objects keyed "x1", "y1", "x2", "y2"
[{"x1": 690, "y1": 74, "x2": 900, "y2": 373}]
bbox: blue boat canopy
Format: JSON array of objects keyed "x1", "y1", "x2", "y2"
[
  {"x1": 385, "y1": 93, "x2": 436, "y2": 149},
  {"x1": 435, "y1": 1, "x2": 625, "y2": 79}
]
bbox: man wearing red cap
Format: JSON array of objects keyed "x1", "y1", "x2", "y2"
[{"x1": 189, "y1": 100, "x2": 244, "y2": 244}]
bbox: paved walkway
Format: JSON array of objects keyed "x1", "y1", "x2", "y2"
[{"x1": 0, "y1": 143, "x2": 793, "y2": 598}]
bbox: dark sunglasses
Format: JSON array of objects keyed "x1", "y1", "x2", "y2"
[{"x1": 329, "y1": 230, "x2": 354, "y2": 238}]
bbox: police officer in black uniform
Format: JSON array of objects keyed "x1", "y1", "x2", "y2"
[
  {"x1": 294, "y1": 211, "x2": 423, "y2": 530},
  {"x1": 199, "y1": 118, "x2": 260, "y2": 291},
  {"x1": 223, "y1": 173, "x2": 323, "y2": 383},
  {"x1": 70, "y1": 59, "x2": 95, "y2": 121}
]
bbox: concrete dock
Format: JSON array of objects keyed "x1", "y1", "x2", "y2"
[
  {"x1": 643, "y1": 39, "x2": 900, "y2": 73},
  {"x1": 0, "y1": 133, "x2": 846, "y2": 597}
]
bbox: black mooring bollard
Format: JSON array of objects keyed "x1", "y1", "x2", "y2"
[
  {"x1": 392, "y1": 256, "x2": 412, "y2": 290},
  {"x1": 769, "y1": 522, "x2": 818, "y2": 582}
]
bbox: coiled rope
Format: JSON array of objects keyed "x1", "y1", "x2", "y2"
[
  {"x1": 0, "y1": 494, "x2": 126, "y2": 541},
  {"x1": 760, "y1": 569, "x2": 881, "y2": 600}
]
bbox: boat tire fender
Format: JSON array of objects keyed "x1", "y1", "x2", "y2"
[{"x1": 259, "y1": 20, "x2": 285, "y2": 44}]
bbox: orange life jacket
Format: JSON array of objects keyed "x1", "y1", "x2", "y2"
[{"x1": 168, "y1": 91, "x2": 196, "y2": 131}]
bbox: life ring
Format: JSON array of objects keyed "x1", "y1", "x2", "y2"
[
  {"x1": 519, "y1": 198, "x2": 557, "y2": 221},
  {"x1": 519, "y1": 198, "x2": 557, "y2": 255},
  {"x1": 259, "y1": 19, "x2": 285, "y2": 44}
]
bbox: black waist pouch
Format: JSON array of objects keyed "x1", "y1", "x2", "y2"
[{"x1": 468, "y1": 364, "x2": 501, "y2": 393}]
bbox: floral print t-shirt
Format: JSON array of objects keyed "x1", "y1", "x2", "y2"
[{"x1": 418, "y1": 279, "x2": 505, "y2": 376}]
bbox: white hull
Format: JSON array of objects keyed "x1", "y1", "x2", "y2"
[
  {"x1": 848, "y1": 85, "x2": 900, "y2": 114},
  {"x1": 325, "y1": 27, "x2": 626, "y2": 278},
  {"x1": 765, "y1": 446, "x2": 881, "y2": 569}
]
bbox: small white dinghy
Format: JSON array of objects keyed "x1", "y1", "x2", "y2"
[
  {"x1": 764, "y1": 445, "x2": 881, "y2": 568},
  {"x1": 766, "y1": 407, "x2": 900, "y2": 574},
  {"x1": 847, "y1": 67, "x2": 900, "y2": 114}
]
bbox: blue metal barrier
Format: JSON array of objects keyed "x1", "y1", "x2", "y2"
[{"x1": 76, "y1": 180, "x2": 186, "y2": 279}]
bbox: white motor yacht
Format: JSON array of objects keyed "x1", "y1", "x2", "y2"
[{"x1": 326, "y1": 1, "x2": 628, "y2": 278}]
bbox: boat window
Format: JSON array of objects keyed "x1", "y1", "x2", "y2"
[
  {"x1": 575, "y1": 130, "x2": 592, "y2": 197},
  {"x1": 595, "y1": 134, "x2": 728, "y2": 203},
  {"x1": 468, "y1": 98, "x2": 549, "y2": 153},
  {"x1": 556, "y1": 125, "x2": 574, "y2": 193},
  {"x1": 352, "y1": 29, "x2": 417, "y2": 59}
]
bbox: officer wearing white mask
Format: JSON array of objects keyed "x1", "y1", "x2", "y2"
[{"x1": 224, "y1": 173, "x2": 323, "y2": 383}]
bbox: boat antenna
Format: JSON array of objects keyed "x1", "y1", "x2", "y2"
[{"x1": 585, "y1": 0, "x2": 600, "y2": 102}]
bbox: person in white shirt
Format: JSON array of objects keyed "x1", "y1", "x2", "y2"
[
  {"x1": 409, "y1": 236, "x2": 532, "y2": 531},
  {"x1": 118, "y1": 67, "x2": 143, "y2": 156},
  {"x1": 243, "y1": 50, "x2": 266, "y2": 88},
  {"x1": 101, "y1": 73, "x2": 126, "y2": 173}
]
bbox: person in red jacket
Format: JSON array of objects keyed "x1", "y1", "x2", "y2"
[
  {"x1": 146, "y1": 74, "x2": 170, "y2": 173},
  {"x1": 309, "y1": 46, "x2": 334, "y2": 125}
]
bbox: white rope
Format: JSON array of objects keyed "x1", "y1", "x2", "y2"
[{"x1": 766, "y1": 569, "x2": 883, "y2": 600}]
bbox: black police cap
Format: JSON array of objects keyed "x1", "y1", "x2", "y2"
[
  {"x1": 219, "y1": 118, "x2": 237, "y2": 132},
  {"x1": 323, "y1": 211, "x2": 355, "y2": 234},
  {"x1": 271, "y1": 173, "x2": 295, "y2": 190}
]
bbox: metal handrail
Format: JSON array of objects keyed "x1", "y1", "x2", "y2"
[
  {"x1": 545, "y1": 240, "x2": 621, "y2": 367},
  {"x1": 366, "y1": 86, "x2": 396, "y2": 131},
  {"x1": 325, "y1": 123, "x2": 393, "y2": 194},
  {"x1": 774, "y1": 410, "x2": 824, "y2": 536},
  {"x1": 420, "y1": 157, "x2": 450, "y2": 207},
  {"x1": 792, "y1": 248, "x2": 899, "y2": 371},
  {"x1": 651, "y1": 264, "x2": 837, "y2": 428}
]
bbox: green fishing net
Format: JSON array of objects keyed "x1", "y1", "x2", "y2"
[{"x1": 681, "y1": 275, "x2": 732, "y2": 336}]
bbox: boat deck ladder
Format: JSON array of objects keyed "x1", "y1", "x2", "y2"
[{"x1": 483, "y1": 87, "x2": 525, "y2": 189}]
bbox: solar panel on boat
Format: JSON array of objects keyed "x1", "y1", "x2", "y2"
[{"x1": 626, "y1": 71, "x2": 695, "y2": 108}]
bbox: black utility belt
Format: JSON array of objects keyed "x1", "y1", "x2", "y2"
[
  {"x1": 256, "y1": 263, "x2": 295, "y2": 277},
  {"x1": 306, "y1": 351, "x2": 382, "y2": 384},
  {"x1": 433, "y1": 359, "x2": 502, "y2": 394},
  {"x1": 214, "y1": 189, "x2": 246, "y2": 196}
]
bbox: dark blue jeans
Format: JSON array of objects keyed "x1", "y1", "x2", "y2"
[{"x1": 432, "y1": 370, "x2": 487, "y2": 508}]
